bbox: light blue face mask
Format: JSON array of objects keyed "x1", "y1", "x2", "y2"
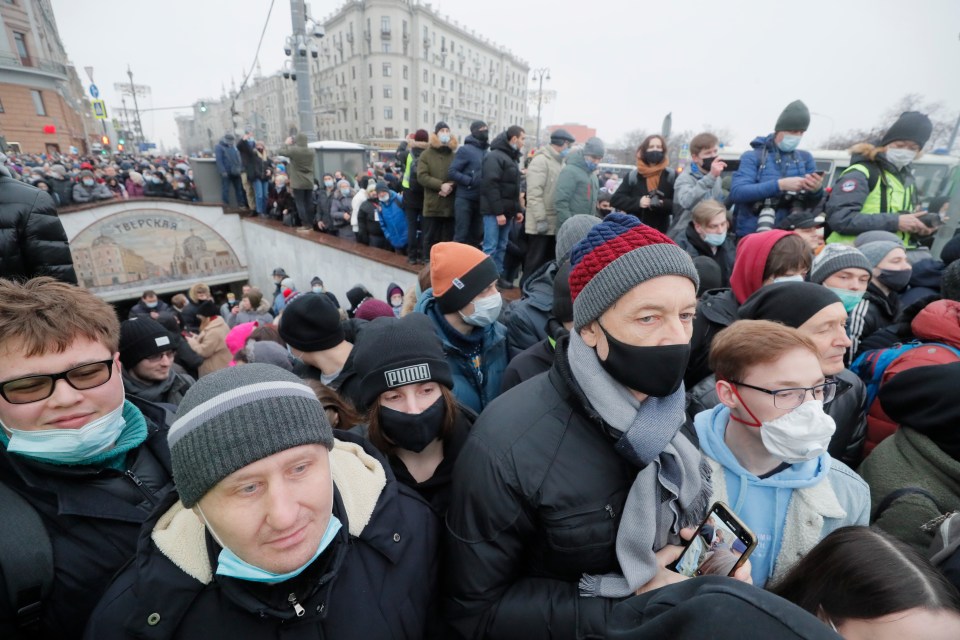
[
  {"x1": 827, "y1": 287, "x2": 865, "y2": 313},
  {"x1": 208, "y1": 512, "x2": 342, "y2": 584},
  {"x1": 312, "y1": 286, "x2": 323, "y2": 294},
  {"x1": 778, "y1": 134, "x2": 802, "y2": 153},
  {"x1": 460, "y1": 292, "x2": 502, "y2": 328},
  {"x1": 560, "y1": 148, "x2": 570, "y2": 157},
  {"x1": 774, "y1": 274, "x2": 805, "y2": 283},
  {"x1": 2, "y1": 401, "x2": 126, "y2": 465},
  {"x1": 704, "y1": 233, "x2": 727, "y2": 247},
  {"x1": 439, "y1": 133, "x2": 451, "y2": 144},
  {"x1": 145, "y1": 301, "x2": 158, "y2": 309}
]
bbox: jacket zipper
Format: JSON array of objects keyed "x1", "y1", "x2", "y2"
[
  {"x1": 124, "y1": 469, "x2": 159, "y2": 505},
  {"x1": 288, "y1": 593, "x2": 306, "y2": 617}
]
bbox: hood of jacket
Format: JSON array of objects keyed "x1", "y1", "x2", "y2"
[
  {"x1": 908, "y1": 258, "x2": 944, "y2": 289},
  {"x1": 408, "y1": 139, "x2": 430, "y2": 153},
  {"x1": 218, "y1": 136, "x2": 236, "y2": 147},
  {"x1": 149, "y1": 436, "x2": 387, "y2": 586},
  {"x1": 520, "y1": 260, "x2": 558, "y2": 308},
  {"x1": 749, "y1": 134, "x2": 777, "y2": 152},
  {"x1": 463, "y1": 134, "x2": 489, "y2": 151},
  {"x1": 535, "y1": 143, "x2": 563, "y2": 164},
  {"x1": 428, "y1": 132, "x2": 459, "y2": 152},
  {"x1": 698, "y1": 287, "x2": 740, "y2": 325},
  {"x1": 911, "y1": 299, "x2": 960, "y2": 348},
  {"x1": 695, "y1": 405, "x2": 831, "y2": 491},
  {"x1": 294, "y1": 133, "x2": 309, "y2": 147},
  {"x1": 729, "y1": 230, "x2": 793, "y2": 304},
  {"x1": 565, "y1": 147, "x2": 590, "y2": 172},
  {"x1": 489, "y1": 132, "x2": 520, "y2": 161},
  {"x1": 849, "y1": 143, "x2": 910, "y2": 177}
]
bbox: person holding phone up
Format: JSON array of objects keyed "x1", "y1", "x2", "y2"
[{"x1": 693, "y1": 320, "x2": 870, "y2": 587}]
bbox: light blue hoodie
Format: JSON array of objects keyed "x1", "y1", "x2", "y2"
[{"x1": 694, "y1": 404, "x2": 832, "y2": 586}]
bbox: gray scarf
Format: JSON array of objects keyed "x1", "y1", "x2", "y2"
[
  {"x1": 568, "y1": 332, "x2": 711, "y2": 598},
  {"x1": 122, "y1": 370, "x2": 178, "y2": 404}
]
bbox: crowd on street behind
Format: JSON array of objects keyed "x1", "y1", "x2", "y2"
[{"x1": 2, "y1": 98, "x2": 960, "y2": 639}]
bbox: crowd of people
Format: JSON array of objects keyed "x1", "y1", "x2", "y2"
[{"x1": 1, "y1": 97, "x2": 960, "y2": 639}]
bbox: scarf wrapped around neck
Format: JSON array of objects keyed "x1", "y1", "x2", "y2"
[
  {"x1": 567, "y1": 332, "x2": 711, "y2": 598},
  {"x1": 636, "y1": 156, "x2": 669, "y2": 192}
]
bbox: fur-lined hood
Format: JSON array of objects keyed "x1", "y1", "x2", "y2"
[
  {"x1": 428, "y1": 132, "x2": 458, "y2": 152},
  {"x1": 408, "y1": 139, "x2": 430, "y2": 151},
  {"x1": 849, "y1": 142, "x2": 884, "y2": 162},
  {"x1": 150, "y1": 438, "x2": 387, "y2": 585}
]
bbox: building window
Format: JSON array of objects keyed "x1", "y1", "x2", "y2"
[
  {"x1": 368, "y1": 63, "x2": 373, "y2": 76},
  {"x1": 381, "y1": 16, "x2": 390, "y2": 33},
  {"x1": 384, "y1": 107, "x2": 393, "y2": 120},
  {"x1": 383, "y1": 62, "x2": 392, "y2": 77},
  {"x1": 402, "y1": 20, "x2": 408, "y2": 36},
  {"x1": 30, "y1": 90, "x2": 46, "y2": 116},
  {"x1": 423, "y1": 69, "x2": 428, "y2": 82},
  {"x1": 0, "y1": 97, "x2": 4, "y2": 113},
  {"x1": 352, "y1": 66, "x2": 356, "y2": 80},
  {"x1": 403, "y1": 87, "x2": 408, "y2": 100},
  {"x1": 441, "y1": 77, "x2": 445, "y2": 89},
  {"x1": 403, "y1": 65, "x2": 408, "y2": 79},
  {"x1": 404, "y1": 108, "x2": 409, "y2": 121},
  {"x1": 13, "y1": 32, "x2": 29, "y2": 63},
  {"x1": 370, "y1": 106, "x2": 375, "y2": 120},
  {"x1": 385, "y1": 127, "x2": 394, "y2": 138},
  {"x1": 423, "y1": 110, "x2": 428, "y2": 124},
  {"x1": 383, "y1": 85, "x2": 392, "y2": 98},
  {"x1": 369, "y1": 86, "x2": 373, "y2": 100}
]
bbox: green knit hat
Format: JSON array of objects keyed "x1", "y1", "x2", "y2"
[
  {"x1": 168, "y1": 364, "x2": 333, "y2": 507},
  {"x1": 775, "y1": 100, "x2": 811, "y2": 132}
]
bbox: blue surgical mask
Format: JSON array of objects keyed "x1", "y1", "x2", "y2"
[
  {"x1": 439, "y1": 133, "x2": 451, "y2": 144},
  {"x1": 704, "y1": 233, "x2": 727, "y2": 247},
  {"x1": 584, "y1": 160, "x2": 598, "y2": 172},
  {"x1": 145, "y1": 301, "x2": 158, "y2": 309},
  {"x1": 774, "y1": 274, "x2": 805, "y2": 284},
  {"x1": 312, "y1": 286, "x2": 323, "y2": 294},
  {"x1": 1, "y1": 400, "x2": 126, "y2": 465},
  {"x1": 340, "y1": 188, "x2": 351, "y2": 196},
  {"x1": 83, "y1": 179, "x2": 94, "y2": 187},
  {"x1": 203, "y1": 508, "x2": 342, "y2": 584},
  {"x1": 460, "y1": 292, "x2": 502, "y2": 327},
  {"x1": 778, "y1": 134, "x2": 802, "y2": 153},
  {"x1": 379, "y1": 195, "x2": 390, "y2": 203},
  {"x1": 323, "y1": 179, "x2": 334, "y2": 188},
  {"x1": 560, "y1": 148, "x2": 571, "y2": 157},
  {"x1": 827, "y1": 287, "x2": 865, "y2": 313}
]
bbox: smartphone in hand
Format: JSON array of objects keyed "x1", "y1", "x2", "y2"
[{"x1": 669, "y1": 502, "x2": 757, "y2": 578}]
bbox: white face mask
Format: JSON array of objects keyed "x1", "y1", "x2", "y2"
[
  {"x1": 885, "y1": 148, "x2": 917, "y2": 170},
  {"x1": 460, "y1": 292, "x2": 502, "y2": 327},
  {"x1": 773, "y1": 275, "x2": 805, "y2": 284},
  {"x1": 760, "y1": 400, "x2": 836, "y2": 464}
]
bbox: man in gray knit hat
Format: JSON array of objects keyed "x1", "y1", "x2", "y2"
[
  {"x1": 85, "y1": 364, "x2": 438, "y2": 639},
  {"x1": 445, "y1": 213, "x2": 749, "y2": 639}
]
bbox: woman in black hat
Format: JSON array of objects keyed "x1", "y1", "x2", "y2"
[{"x1": 351, "y1": 313, "x2": 473, "y2": 514}]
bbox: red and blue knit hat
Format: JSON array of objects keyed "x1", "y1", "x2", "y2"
[{"x1": 569, "y1": 213, "x2": 699, "y2": 330}]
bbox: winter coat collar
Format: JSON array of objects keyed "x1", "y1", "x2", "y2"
[
  {"x1": 489, "y1": 132, "x2": 520, "y2": 161},
  {"x1": 865, "y1": 281, "x2": 899, "y2": 318},
  {"x1": 428, "y1": 132, "x2": 459, "y2": 152}
]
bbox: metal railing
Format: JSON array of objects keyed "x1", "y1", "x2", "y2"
[{"x1": 0, "y1": 52, "x2": 68, "y2": 77}]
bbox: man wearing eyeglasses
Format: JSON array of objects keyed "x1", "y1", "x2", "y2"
[
  {"x1": 0, "y1": 277, "x2": 175, "y2": 639},
  {"x1": 119, "y1": 317, "x2": 195, "y2": 409},
  {"x1": 693, "y1": 319, "x2": 870, "y2": 588}
]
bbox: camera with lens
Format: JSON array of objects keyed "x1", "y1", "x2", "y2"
[{"x1": 648, "y1": 189, "x2": 665, "y2": 209}]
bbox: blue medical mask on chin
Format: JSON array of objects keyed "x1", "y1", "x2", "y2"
[
  {"x1": 199, "y1": 506, "x2": 343, "y2": 584},
  {"x1": 778, "y1": 134, "x2": 802, "y2": 153},
  {"x1": 827, "y1": 287, "x2": 865, "y2": 313},
  {"x1": 704, "y1": 233, "x2": 727, "y2": 247},
  {"x1": 460, "y1": 292, "x2": 502, "y2": 327},
  {"x1": 1, "y1": 400, "x2": 126, "y2": 465}
]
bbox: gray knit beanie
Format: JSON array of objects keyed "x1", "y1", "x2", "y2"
[
  {"x1": 556, "y1": 214, "x2": 602, "y2": 263},
  {"x1": 809, "y1": 244, "x2": 872, "y2": 284},
  {"x1": 854, "y1": 230, "x2": 901, "y2": 247},
  {"x1": 858, "y1": 241, "x2": 903, "y2": 269},
  {"x1": 569, "y1": 213, "x2": 699, "y2": 330},
  {"x1": 775, "y1": 100, "x2": 810, "y2": 132},
  {"x1": 168, "y1": 363, "x2": 333, "y2": 507}
]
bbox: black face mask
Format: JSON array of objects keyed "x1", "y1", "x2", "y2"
[
  {"x1": 701, "y1": 156, "x2": 717, "y2": 171},
  {"x1": 597, "y1": 323, "x2": 690, "y2": 397},
  {"x1": 642, "y1": 150, "x2": 665, "y2": 165},
  {"x1": 378, "y1": 396, "x2": 446, "y2": 453},
  {"x1": 474, "y1": 130, "x2": 489, "y2": 143},
  {"x1": 877, "y1": 268, "x2": 912, "y2": 293}
]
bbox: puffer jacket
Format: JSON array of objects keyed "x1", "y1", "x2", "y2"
[
  {"x1": 444, "y1": 336, "x2": 639, "y2": 639},
  {"x1": 687, "y1": 368, "x2": 868, "y2": 468},
  {"x1": 277, "y1": 134, "x2": 315, "y2": 190},
  {"x1": 729, "y1": 134, "x2": 821, "y2": 237},
  {"x1": 0, "y1": 175, "x2": 77, "y2": 283},
  {"x1": 417, "y1": 134, "x2": 459, "y2": 218},
  {"x1": 0, "y1": 398, "x2": 173, "y2": 640},
  {"x1": 214, "y1": 137, "x2": 242, "y2": 176},
  {"x1": 83, "y1": 432, "x2": 439, "y2": 640},
  {"x1": 554, "y1": 149, "x2": 599, "y2": 227},
  {"x1": 479, "y1": 133, "x2": 522, "y2": 218},
  {"x1": 447, "y1": 135, "x2": 487, "y2": 202},
  {"x1": 502, "y1": 260, "x2": 557, "y2": 358},
  {"x1": 414, "y1": 293, "x2": 507, "y2": 414},
  {"x1": 524, "y1": 144, "x2": 564, "y2": 235}
]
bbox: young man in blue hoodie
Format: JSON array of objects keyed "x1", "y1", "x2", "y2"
[{"x1": 694, "y1": 319, "x2": 869, "y2": 587}]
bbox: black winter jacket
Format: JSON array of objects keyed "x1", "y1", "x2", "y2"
[
  {"x1": 686, "y1": 288, "x2": 739, "y2": 387},
  {"x1": 128, "y1": 298, "x2": 174, "y2": 320},
  {"x1": 850, "y1": 282, "x2": 900, "y2": 359},
  {"x1": 0, "y1": 398, "x2": 174, "y2": 640},
  {"x1": 674, "y1": 222, "x2": 736, "y2": 287},
  {"x1": 503, "y1": 260, "x2": 557, "y2": 358},
  {"x1": 609, "y1": 168, "x2": 675, "y2": 233},
  {"x1": 84, "y1": 432, "x2": 438, "y2": 640},
  {"x1": 447, "y1": 135, "x2": 488, "y2": 203},
  {"x1": 687, "y1": 368, "x2": 868, "y2": 467},
  {"x1": 500, "y1": 319, "x2": 567, "y2": 394},
  {"x1": 444, "y1": 337, "x2": 637, "y2": 639},
  {"x1": 403, "y1": 145, "x2": 427, "y2": 211},
  {"x1": 479, "y1": 133, "x2": 522, "y2": 217},
  {"x1": 48, "y1": 176, "x2": 74, "y2": 208},
  {"x1": 0, "y1": 176, "x2": 77, "y2": 283}
]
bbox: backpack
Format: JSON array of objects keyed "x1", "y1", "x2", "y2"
[
  {"x1": 378, "y1": 197, "x2": 408, "y2": 249},
  {"x1": 851, "y1": 341, "x2": 960, "y2": 455},
  {"x1": 0, "y1": 483, "x2": 54, "y2": 633}
]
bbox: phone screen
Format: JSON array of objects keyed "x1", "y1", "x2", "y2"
[{"x1": 671, "y1": 502, "x2": 756, "y2": 578}]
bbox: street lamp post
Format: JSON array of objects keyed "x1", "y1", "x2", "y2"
[{"x1": 532, "y1": 67, "x2": 550, "y2": 147}]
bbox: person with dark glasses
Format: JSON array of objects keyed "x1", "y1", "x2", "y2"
[{"x1": 0, "y1": 277, "x2": 175, "y2": 639}]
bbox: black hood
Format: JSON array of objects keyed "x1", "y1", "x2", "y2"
[
  {"x1": 464, "y1": 134, "x2": 489, "y2": 151},
  {"x1": 490, "y1": 132, "x2": 520, "y2": 161}
]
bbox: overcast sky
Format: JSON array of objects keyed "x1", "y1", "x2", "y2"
[{"x1": 50, "y1": 0, "x2": 960, "y2": 153}]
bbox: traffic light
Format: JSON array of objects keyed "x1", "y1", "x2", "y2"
[
  {"x1": 117, "y1": 144, "x2": 124, "y2": 152},
  {"x1": 101, "y1": 135, "x2": 109, "y2": 145},
  {"x1": 119, "y1": 136, "x2": 125, "y2": 145},
  {"x1": 199, "y1": 102, "x2": 207, "y2": 113}
]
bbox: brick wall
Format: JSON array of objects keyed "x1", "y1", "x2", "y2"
[{"x1": 0, "y1": 83, "x2": 88, "y2": 153}]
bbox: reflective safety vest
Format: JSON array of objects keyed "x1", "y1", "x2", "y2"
[
  {"x1": 402, "y1": 152, "x2": 413, "y2": 189},
  {"x1": 827, "y1": 162, "x2": 917, "y2": 245}
]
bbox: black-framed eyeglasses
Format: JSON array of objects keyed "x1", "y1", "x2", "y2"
[
  {"x1": 0, "y1": 359, "x2": 115, "y2": 405},
  {"x1": 732, "y1": 380, "x2": 837, "y2": 410}
]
